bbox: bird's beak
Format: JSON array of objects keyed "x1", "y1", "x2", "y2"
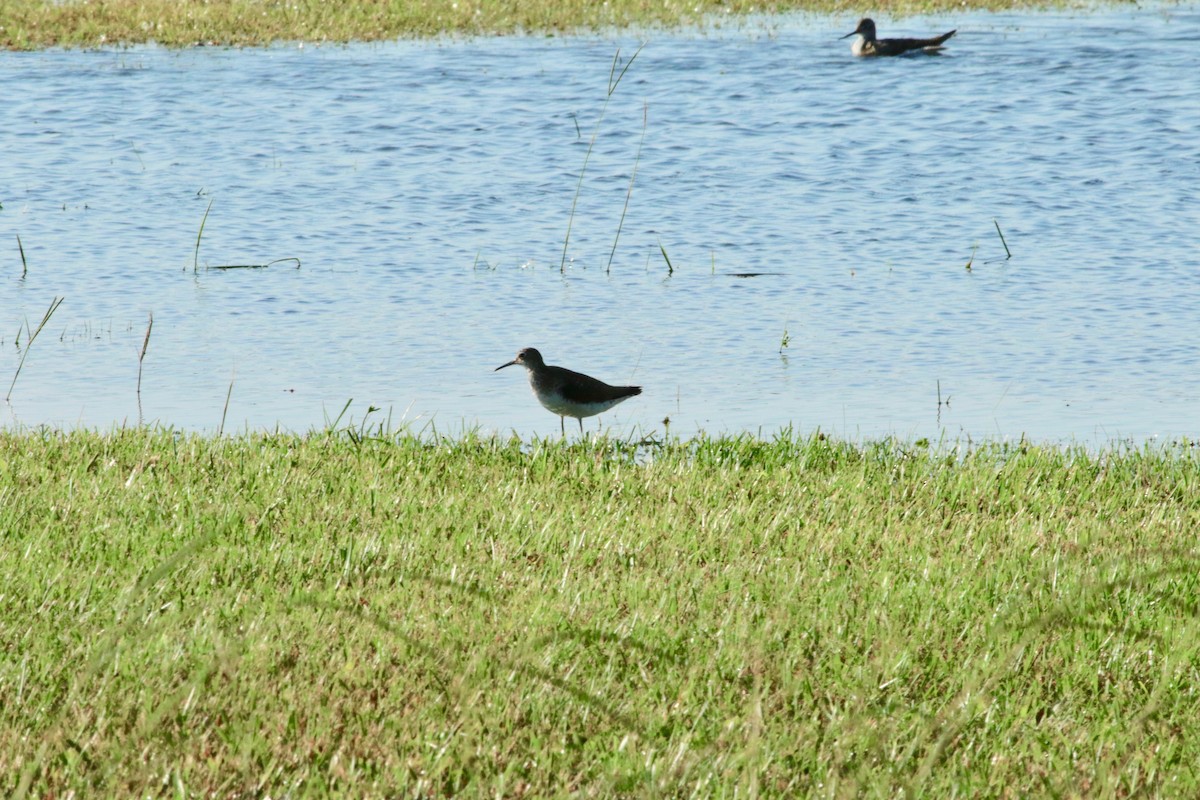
[
  {"x1": 495, "y1": 360, "x2": 517, "y2": 371},
  {"x1": 839, "y1": 30, "x2": 857, "y2": 39}
]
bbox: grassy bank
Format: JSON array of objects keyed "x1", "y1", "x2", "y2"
[
  {"x1": 1, "y1": 0, "x2": 1111, "y2": 49},
  {"x1": 1, "y1": 428, "x2": 1198, "y2": 797}
]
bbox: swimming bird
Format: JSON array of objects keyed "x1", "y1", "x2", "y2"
[
  {"x1": 495, "y1": 347, "x2": 642, "y2": 435},
  {"x1": 840, "y1": 18, "x2": 956, "y2": 57}
]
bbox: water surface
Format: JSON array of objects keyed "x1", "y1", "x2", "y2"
[{"x1": 2, "y1": 5, "x2": 1198, "y2": 442}]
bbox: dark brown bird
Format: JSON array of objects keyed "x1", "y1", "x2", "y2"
[
  {"x1": 840, "y1": 18, "x2": 956, "y2": 57},
  {"x1": 495, "y1": 348, "x2": 642, "y2": 435}
]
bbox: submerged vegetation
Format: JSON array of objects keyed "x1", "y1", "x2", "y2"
[
  {"x1": 2, "y1": 428, "x2": 1198, "y2": 796},
  {"x1": 1, "y1": 0, "x2": 1122, "y2": 49}
]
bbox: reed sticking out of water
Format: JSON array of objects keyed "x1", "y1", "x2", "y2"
[
  {"x1": 6, "y1": 296, "x2": 64, "y2": 402},
  {"x1": 937, "y1": 379, "x2": 950, "y2": 409},
  {"x1": 218, "y1": 375, "x2": 235, "y2": 436},
  {"x1": 17, "y1": 235, "x2": 27, "y2": 279},
  {"x1": 137, "y1": 312, "x2": 153, "y2": 397},
  {"x1": 994, "y1": 219, "x2": 1012, "y2": 259},
  {"x1": 193, "y1": 199, "x2": 214, "y2": 272},
  {"x1": 188, "y1": 199, "x2": 299, "y2": 271},
  {"x1": 207, "y1": 257, "x2": 301, "y2": 271},
  {"x1": 658, "y1": 237, "x2": 674, "y2": 276},
  {"x1": 607, "y1": 102, "x2": 648, "y2": 275},
  {"x1": 560, "y1": 44, "x2": 643, "y2": 274}
]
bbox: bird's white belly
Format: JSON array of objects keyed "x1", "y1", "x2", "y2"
[{"x1": 536, "y1": 391, "x2": 615, "y2": 419}]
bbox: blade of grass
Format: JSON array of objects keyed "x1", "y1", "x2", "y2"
[
  {"x1": 6, "y1": 296, "x2": 64, "y2": 402},
  {"x1": 324, "y1": 398, "x2": 355, "y2": 434},
  {"x1": 658, "y1": 237, "x2": 674, "y2": 276},
  {"x1": 206, "y1": 257, "x2": 301, "y2": 271},
  {"x1": 137, "y1": 312, "x2": 153, "y2": 397},
  {"x1": 218, "y1": 373, "x2": 234, "y2": 435},
  {"x1": 17, "y1": 234, "x2": 27, "y2": 279},
  {"x1": 994, "y1": 219, "x2": 1011, "y2": 259},
  {"x1": 561, "y1": 44, "x2": 644, "y2": 274},
  {"x1": 194, "y1": 198, "x2": 214, "y2": 273},
  {"x1": 606, "y1": 102, "x2": 648, "y2": 275}
]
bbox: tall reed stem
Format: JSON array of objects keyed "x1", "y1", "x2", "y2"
[
  {"x1": 561, "y1": 45, "x2": 643, "y2": 274},
  {"x1": 6, "y1": 296, "x2": 64, "y2": 402}
]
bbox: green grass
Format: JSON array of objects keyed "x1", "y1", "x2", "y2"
[
  {"x1": 2, "y1": 427, "x2": 1199, "y2": 797},
  {"x1": 1, "y1": 0, "x2": 1123, "y2": 49}
]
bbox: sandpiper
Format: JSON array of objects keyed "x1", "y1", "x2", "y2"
[
  {"x1": 495, "y1": 347, "x2": 642, "y2": 435},
  {"x1": 840, "y1": 18, "x2": 956, "y2": 57}
]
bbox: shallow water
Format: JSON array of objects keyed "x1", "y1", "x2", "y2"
[{"x1": 2, "y1": 5, "x2": 1198, "y2": 442}]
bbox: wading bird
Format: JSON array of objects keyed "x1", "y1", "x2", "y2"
[{"x1": 496, "y1": 347, "x2": 642, "y2": 435}]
